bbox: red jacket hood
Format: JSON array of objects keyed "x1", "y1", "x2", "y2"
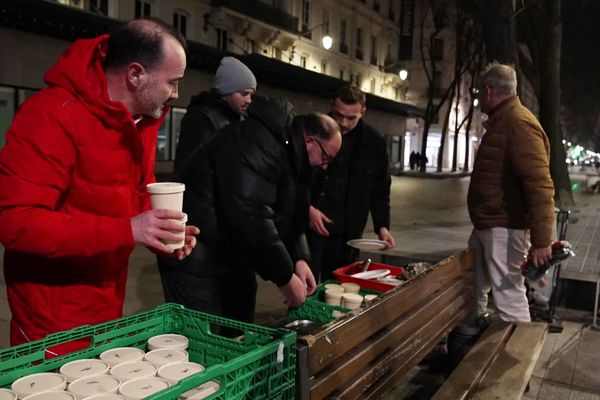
[{"x1": 43, "y1": 34, "x2": 167, "y2": 126}]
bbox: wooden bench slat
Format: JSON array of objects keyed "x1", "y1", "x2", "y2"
[
  {"x1": 472, "y1": 322, "x2": 547, "y2": 400},
  {"x1": 431, "y1": 320, "x2": 514, "y2": 400}
]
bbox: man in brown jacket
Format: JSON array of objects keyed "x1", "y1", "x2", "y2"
[{"x1": 467, "y1": 62, "x2": 555, "y2": 322}]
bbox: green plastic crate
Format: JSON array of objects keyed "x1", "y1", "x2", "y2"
[
  {"x1": 0, "y1": 303, "x2": 296, "y2": 400},
  {"x1": 288, "y1": 281, "x2": 382, "y2": 324}
]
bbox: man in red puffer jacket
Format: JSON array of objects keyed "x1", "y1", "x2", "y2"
[{"x1": 0, "y1": 18, "x2": 199, "y2": 353}]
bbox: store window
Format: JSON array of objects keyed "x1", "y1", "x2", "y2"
[
  {"x1": 89, "y1": 0, "x2": 109, "y2": 15},
  {"x1": 173, "y1": 10, "x2": 188, "y2": 38},
  {"x1": 135, "y1": 0, "x2": 151, "y2": 18},
  {"x1": 156, "y1": 107, "x2": 186, "y2": 161}
]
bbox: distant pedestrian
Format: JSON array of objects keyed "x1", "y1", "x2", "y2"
[
  {"x1": 468, "y1": 62, "x2": 554, "y2": 322},
  {"x1": 415, "y1": 152, "x2": 422, "y2": 170},
  {"x1": 409, "y1": 151, "x2": 416, "y2": 170}
]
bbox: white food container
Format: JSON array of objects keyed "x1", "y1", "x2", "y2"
[
  {"x1": 22, "y1": 392, "x2": 77, "y2": 400},
  {"x1": 68, "y1": 376, "x2": 120, "y2": 400},
  {"x1": 60, "y1": 359, "x2": 110, "y2": 382},
  {"x1": 99, "y1": 348, "x2": 145, "y2": 368},
  {"x1": 147, "y1": 334, "x2": 188, "y2": 351},
  {"x1": 110, "y1": 361, "x2": 157, "y2": 382},
  {"x1": 118, "y1": 377, "x2": 170, "y2": 400},
  {"x1": 180, "y1": 381, "x2": 220, "y2": 400},
  {"x1": 81, "y1": 395, "x2": 125, "y2": 400},
  {"x1": 11, "y1": 373, "x2": 67, "y2": 399},
  {"x1": 143, "y1": 349, "x2": 188, "y2": 366},
  {"x1": 156, "y1": 362, "x2": 204, "y2": 385}
]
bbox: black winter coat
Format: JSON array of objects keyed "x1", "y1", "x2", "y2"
[{"x1": 311, "y1": 119, "x2": 391, "y2": 240}]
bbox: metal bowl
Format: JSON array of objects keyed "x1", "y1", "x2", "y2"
[{"x1": 284, "y1": 319, "x2": 323, "y2": 336}]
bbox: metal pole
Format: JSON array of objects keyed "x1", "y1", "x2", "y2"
[{"x1": 592, "y1": 276, "x2": 599, "y2": 331}]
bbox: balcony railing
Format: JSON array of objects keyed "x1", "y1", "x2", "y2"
[{"x1": 211, "y1": 0, "x2": 298, "y2": 33}]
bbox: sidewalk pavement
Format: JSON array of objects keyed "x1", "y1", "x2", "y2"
[{"x1": 1, "y1": 172, "x2": 599, "y2": 399}]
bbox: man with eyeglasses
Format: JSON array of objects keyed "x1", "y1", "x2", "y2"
[{"x1": 309, "y1": 85, "x2": 395, "y2": 281}]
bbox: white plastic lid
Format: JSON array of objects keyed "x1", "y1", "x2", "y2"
[
  {"x1": 68, "y1": 376, "x2": 120, "y2": 399},
  {"x1": 22, "y1": 392, "x2": 77, "y2": 400},
  {"x1": 146, "y1": 182, "x2": 185, "y2": 194},
  {"x1": 109, "y1": 361, "x2": 157, "y2": 382},
  {"x1": 156, "y1": 362, "x2": 204, "y2": 385},
  {"x1": 143, "y1": 349, "x2": 188, "y2": 366},
  {"x1": 147, "y1": 334, "x2": 188, "y2": 351},
  {"x1": 99, "y1": 348, "x2": 145, "y2": 368},
  {"x1": 0, "y1": 389, "x2": 17, "y2": 400},
  {"x1": 179, "y1": 381, "x2": 220, "y2": 400},
  {"x1": 12, "y1": 373, "x2": 67, "y2": 398},
  {"x1": 60, "y1": 359, "x2": 110, "y2": 382},
  {"x1": 118, "y1": 377, "x2": 170, "y2": 400},
  {"x1": 81, "y1": 395, "x2": 125, "y2": 400}
]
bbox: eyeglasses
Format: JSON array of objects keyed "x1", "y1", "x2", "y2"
[{"x1": 314, "y1": 138, "x2": 334, "y2": 164}]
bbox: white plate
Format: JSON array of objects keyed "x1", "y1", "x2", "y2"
[
  {"x1": 346, "y1": 239, "x2": 389, "y2": 251},
  {"x1": 350, "y1": 269, "x2": 391, "y2": 280}
]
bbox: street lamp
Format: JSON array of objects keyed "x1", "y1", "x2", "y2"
[
  {"x1": 301, "y1": 23, "x2": 333, "y2": 50},
  {"x1": 399, "y1": 69, "x2": 408, "y2": 81},
  {"x1": 321, "y1": 34, "x2": 333, "y2": 50}
]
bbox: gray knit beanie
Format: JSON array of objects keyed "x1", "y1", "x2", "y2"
[{"x1": 213, "y1": 57, "x2": 257, "y2": 95}]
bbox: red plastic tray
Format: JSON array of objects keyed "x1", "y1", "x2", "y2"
[{"x1": 333, "y1": 261, "x2": 405, "y2": 292}]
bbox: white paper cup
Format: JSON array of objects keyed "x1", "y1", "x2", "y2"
[
  {"x1": 341, "y1": 282, "x2": 360, "y2": 294},
  {"x1": 109, "y1": 361, "x2": 157, "y2": 382},
  {"x1": 180, "y1": 381, "x2": 220, "y2": 400},
  {"x1": 12, "y1": 373, "x2": 67, "y2": 399},
  {"x1": 144, "y1": 349, "x2": 188, "y2": 366},
  {"x1": 0, "y1": 389, "x2": 16, "y2": 400},
  {"x1": 342, "y1": 293, "x2": 364, "y2": 310},
  {"x1": 68, "y1": 376, "x2": 120, "y2": 400},
  {"x1": 323, "y1": 283, "x2": 343, "y2": 292},
  {"x1": 146, "y1": 182, "x2": 185, "y2": 211},
  {"x1": 157, "y1": 362, "x2": 205, "y2": 385},
  {"x1": 22, "y1": 392, "x2": 76, "y2": 400},
  {"x1": 99, "y1": 348, "x2": 145, "y2": 368},
  {"x1": 118, "y1": 377, "x2": 170, "y2": 400},
  {"x1": 81, "y1": 395, "x2": 125, "y2": 400},
  {"x1": 60, "y1": 359, "x2": 110, "y2": 382},
  {"x1": 147, "y1": 334, "x2": 189, "y2": 351},
  {"x1": 324, "y1": 289, "x2": 344, "y2": 306}
]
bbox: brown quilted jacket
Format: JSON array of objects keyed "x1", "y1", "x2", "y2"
[{"x1": 467, "y1": 96, "x2": 555, "y2": 247}]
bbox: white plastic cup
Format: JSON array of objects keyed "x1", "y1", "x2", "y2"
[
  {"x1": 60, "y1": 359, "x2": 110, "y2": 382},
  {"x1": 341, "y1": 282, "x2": 360, "y2": 294},
  {"x1": 144, "y1": 349, "x2": 189, "y2": 366},
  {"x1": 0, "y1": 389, "x2": 16, "y2": 400},
  {"x1": 12, "y1": 373, "x2": 67, "y2": 399},
  {"x1": 22, "y1": 392, "x2": 76, "y2": 400},
  {"x1": 324, "y1": 289, "x2": 344, "y2": 306},
  {"x1": 68, "y1": 376, "x2": 120, "y2": 400},
  {"x1": 118, "y1": 377, "x2": 170, "y2": 400},
  {"x1": 109, "y1": 361, "x2": 157, "y2": 382},
  {"x1": 147, "y1": 334, "x2": 189, "y2": 351},
  {"x1": 180, "y1": 381, "x2": 220, "y2": 400},
  {"x1": 342, "y1": 293, "x2": 364, "y2": 310},
  {"x1": 146, "y1": 182, "x2": 186, "y2": 249},
  {"x1": 99, "y1": 348, "x2": 145, "y2": 368},
  {"x1": 157, "y1": 362, "x2": 205, "y2": 385}
]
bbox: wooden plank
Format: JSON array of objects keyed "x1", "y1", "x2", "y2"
[
  {"x1": 431, "y1": 320, "x2": 514, "y2": 400},
  {"x1": 306, "y1": 248, "x2": 474, "y2": 375},
  {"x1": 472, "y1": 322, "x2": 547, "y2": 400},
  {"x1": 335, "y1": 293, "x2": 473, "y2": 399},
  {"x1": 310, "y1": 272, "x2": 473, "y2": 399}
]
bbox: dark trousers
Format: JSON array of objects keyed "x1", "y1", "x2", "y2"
[
  {"x1": 308, "y1": 234, "x2": 358, "y2": 282},
  {"x1": 157, "y1": 242, "x2": 257, "y2": 330}
]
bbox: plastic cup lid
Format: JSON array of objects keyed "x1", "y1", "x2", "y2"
[
  {"x1": 81, "y1": 395, "x2": 126, "y2": 400},
  {"x1": 180, "y1": 381, "x2": 220, "y2": 400},
  {"x1": 342, "y1": 293, "x2": 363, "y2": 302},
  {"x1": 147, "y1": 334, "x2": 188, "y2": 351},
  {"x1": 118, "y1": 377, "x2": 170, "y2": 400},
  {"x1": 60, "y1": 359, "x2": 110, "y2": 382},
  {"x1": 144, "y1": 349, "x2": 189, "y2": 366},
  {"x1": 99, "y1": 348, "x2": 145, "y2": 367},
  {"x1": 22, "y1": 392, "x2": 77, "y2": 400},
  {"x1": 157, "y1": 362, "x2": 204, "y2": 385},
  {"x1": 109, "y1": 361, "x2": 156, "y2": 382},
  {"x1": 146, "y1": 182, "x2": 185, "y2": 194},
  {"x1": 0, "y1": 389, "x2": 17, "y2": 400},
  {"x1": 68, "y1": 376, "x2": 120, "y2": 398},
  {"x1": 12, "y1": 373, "x2": 67, "y2": 398}
]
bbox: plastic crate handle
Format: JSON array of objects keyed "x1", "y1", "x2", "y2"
[{"x1": 43, "y1": 325, "x2": 96, "y2": 358}]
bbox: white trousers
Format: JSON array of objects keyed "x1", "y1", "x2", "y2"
[{"x1": 469, "y1": 227, "x2": 531, "y2": 322}]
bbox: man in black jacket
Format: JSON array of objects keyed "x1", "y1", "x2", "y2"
[
  {"x1": 172, "y1": 56, "x2": 256, "y2": 174},
  {"x1": 309, "y1": 85, "x2": 395, "y2": 280}
]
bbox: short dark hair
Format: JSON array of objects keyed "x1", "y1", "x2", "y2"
[
  {"x1": 104, "y1": 17, "x2": 187, "y2": 72},
  {"x1": 334, "y1": 85, "x2": 366, "y2": 106},
  {"x1": 295, "y1": 113, "x2": 339, "y2": 141}
]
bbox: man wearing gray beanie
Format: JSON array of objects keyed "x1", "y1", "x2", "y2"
[
  {"x1": 172, "y1": 56, "x2": 257, "y2": 174},
  {"x1": 158, "y1": 56, "x2": 256, "y2": 323}
]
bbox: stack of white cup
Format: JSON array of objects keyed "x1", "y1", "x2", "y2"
[
  {"x1": 146, "y1": 182, "x2": 187, "y2": 249},
  {"x1": 324, "y1": 282, "x2": 364, "y2": 309}
]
